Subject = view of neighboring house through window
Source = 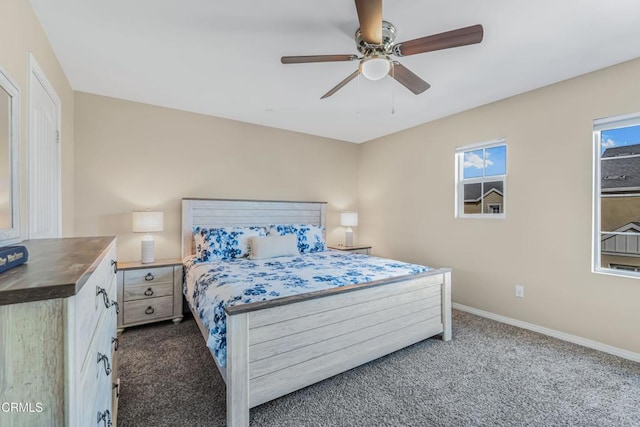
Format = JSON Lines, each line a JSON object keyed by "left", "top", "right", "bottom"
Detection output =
{"left": 455, "top": 139, "right": 506, "bottom": 218}
{"left": 593, "top": 112, "right": 640, "bottom": 277}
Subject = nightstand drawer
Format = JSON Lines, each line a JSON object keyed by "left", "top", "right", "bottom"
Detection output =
{"left": 123, "top": 296, "right": 174, "bottom": 324}
{"left": 124, "top": 281, "right": 173, "bottom": 301}
{"left": 123, "top": 266, "right": 174, "bottom": 286}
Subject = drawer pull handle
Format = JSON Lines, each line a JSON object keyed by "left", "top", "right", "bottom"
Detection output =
{"left": 145, "top": 306, "right": 155, "bottom": 315}
{"left": 144, "top": 287, "right": 154, "bottom": 296}
{"left": 113, "top": 382, "right": 120, "bottom": 398}
{"left": 96, "top": 287, "right": 110, "bottom": 309}
{"left": 145, "top": 273, "right": 155, "bottom": 281}
{"left": 111, "top": 259, "right": 117, "bottom": 274}
{"left": 112, "top": 337, "right": 119, "bottom": 351}
{"left": 97, "top": 352, "right": 112, "bottom": 376}
{"left": 110, "top": 300, "right": 119, "bottom": 314}
{"left": 97, "top": 409, "right": 112, "bottom": 427}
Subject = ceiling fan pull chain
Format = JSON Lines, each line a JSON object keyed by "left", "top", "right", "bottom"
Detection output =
{"left": 391, "top": 63, "right": 396, "bottom": 115}
{"left": 356, "top": 73, "right": 360, "bottom": 119}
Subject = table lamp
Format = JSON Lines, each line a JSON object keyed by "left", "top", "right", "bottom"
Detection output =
{"left": 340, "top": 212, "right": 358, "bottom": 247}
{"left": 132, "top": 211, "right": 164, "bottom": 264}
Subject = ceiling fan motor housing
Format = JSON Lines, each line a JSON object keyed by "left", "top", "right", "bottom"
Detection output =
{"left": 355, "top": 21, "right": 397, "bottom": 56}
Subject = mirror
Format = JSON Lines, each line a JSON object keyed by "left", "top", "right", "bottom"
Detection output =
{"left": 0, "top": 68, "right": 20, "bottom": 245}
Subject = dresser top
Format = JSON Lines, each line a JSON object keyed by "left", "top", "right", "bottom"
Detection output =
{"left": 0, "top": 236, "right": 116, "bottom": 306}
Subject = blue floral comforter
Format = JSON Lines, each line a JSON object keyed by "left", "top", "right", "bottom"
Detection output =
{"left": 183, "top": 250, "right": 431, "bottom": 367}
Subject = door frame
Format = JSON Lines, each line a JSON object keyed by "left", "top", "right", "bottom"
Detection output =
{"left": 28, "top": 53, "right": 62, "bottom": 239}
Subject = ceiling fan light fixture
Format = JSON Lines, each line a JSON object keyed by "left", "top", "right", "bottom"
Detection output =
{"left": 360, "top": 56, "right": 390, "bottom": 81}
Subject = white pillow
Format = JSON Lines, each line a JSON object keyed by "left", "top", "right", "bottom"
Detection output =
{"left": 248, "top": 235, "right": 299, "bottom": 260}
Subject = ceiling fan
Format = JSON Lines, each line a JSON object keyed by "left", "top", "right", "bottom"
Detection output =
{"left": 281, "top": 0, "right": 484, "bottom": 99}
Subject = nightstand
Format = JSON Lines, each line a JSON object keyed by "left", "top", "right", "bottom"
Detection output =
{"left": 328, "top": 244, "right": 372, "bottom": 255}
{"left": 116, "top": 258, "right": 183, "bottom": 333}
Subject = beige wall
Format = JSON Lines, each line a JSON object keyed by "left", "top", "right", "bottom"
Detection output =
{"left": 0, "top": 0, "right": 74, "bottom": 236}
{"left": 73, "top": 92, "right": 359, "bottom": 261}
{"left": 358, "top": 57, "right": 640, "bottom": 354}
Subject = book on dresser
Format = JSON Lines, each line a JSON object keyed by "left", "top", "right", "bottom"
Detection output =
{"left": 0, "top": 245, "right": 28, "bottom": 273}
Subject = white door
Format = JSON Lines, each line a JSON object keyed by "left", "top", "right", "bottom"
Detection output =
{"left": 29, "top": 54, "right": 61, "bottom": 239}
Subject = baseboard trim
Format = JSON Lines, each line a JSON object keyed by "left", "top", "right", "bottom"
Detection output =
{"left": 452, "top": 303, "right": 640, "bottom": 363}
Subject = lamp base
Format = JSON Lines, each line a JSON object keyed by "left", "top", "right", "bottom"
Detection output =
{"left": 140, "top": 236, "right": 155, "bottom": 264}
{"left": 345, "top": 229, "right": 353, "bottom": 247}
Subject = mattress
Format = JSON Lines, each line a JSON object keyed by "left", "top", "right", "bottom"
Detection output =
{"left": 183, "top": 250, "right": 431, "bottom": 367}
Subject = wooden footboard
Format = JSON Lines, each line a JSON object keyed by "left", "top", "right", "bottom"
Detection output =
{"left": 225, "top": 269, "right": 452, "bottom": 426}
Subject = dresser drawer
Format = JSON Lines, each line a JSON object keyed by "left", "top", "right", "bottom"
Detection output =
{"left": 124, "top": 280, "right": 173, "bottom": 301}
{"left": 73, "top": 245, "right": 117, "bottom": 373}
{"left": 94, "top": 375, "right": 114, "bottom": 427}
{"left": 76, "top": 273, "right": 116, "bottom": 363}
{"left": 123, "top": 266, "right": 174, "bottom": 286}
{"left": 77, "top": 302, "right": 116, "bottom": 426}
{"left": 124, "top": 295, "right": 174, "bottom": 324}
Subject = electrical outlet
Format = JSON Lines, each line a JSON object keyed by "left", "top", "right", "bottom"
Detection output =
{"left": 515, "top": 285, "right": 525, "bottom": 298}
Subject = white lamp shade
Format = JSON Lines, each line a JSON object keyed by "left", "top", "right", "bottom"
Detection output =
{"left": 340, "top": 212, "right": 358, "bottom": 227}
{"left": 132, "top": 211, "right": 164, "bottom": 233}
{"left": 360, "top": 57, "right": 390, "bottom": 81}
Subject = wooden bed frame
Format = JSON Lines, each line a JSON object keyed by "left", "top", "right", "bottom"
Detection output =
{"left": 181, "top": 198, "right": 452, "bottom": 426}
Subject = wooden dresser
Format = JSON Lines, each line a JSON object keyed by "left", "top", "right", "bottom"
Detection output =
{"left": 0, "top": 237, "right": 119, "bottom": 427}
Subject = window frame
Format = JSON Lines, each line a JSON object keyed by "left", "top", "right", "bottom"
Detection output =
{"left": 455, "top": 138, "right": 507, "bottom": 219}
{"left": 592, "top": 111, "right": 640, "bottom": 279}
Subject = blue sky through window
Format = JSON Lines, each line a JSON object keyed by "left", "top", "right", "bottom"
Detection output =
{"left": 601, "top": 125, "right": 640, "bottom": 153}
{"left": 463, "top": 145, "right": 506, "bottom": 179}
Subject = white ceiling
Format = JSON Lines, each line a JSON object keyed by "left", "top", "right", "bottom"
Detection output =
{"left": 29, "top": 0, "right": 640, "bottom": 143}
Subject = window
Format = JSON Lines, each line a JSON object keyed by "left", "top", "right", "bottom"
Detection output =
{"left": 593, "top": 112, "right": 640, "bottom": 278}
{"left": 455, "top": 139, "right": 506, "bottom": 218}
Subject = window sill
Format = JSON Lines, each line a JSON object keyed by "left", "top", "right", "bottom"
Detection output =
{"left": 456, "top": 214, "right": 506, "bottom": 220}
{"left": 592, "top": 267, "right": 640, "bottom": 279}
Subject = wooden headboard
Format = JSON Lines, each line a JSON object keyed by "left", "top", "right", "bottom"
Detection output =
{"left": 181, "top": 198, "right": 327, "bottom": 260}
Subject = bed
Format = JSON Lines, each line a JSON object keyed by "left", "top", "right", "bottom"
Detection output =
{"left": 181, "top": 198, "right": 452, "bottom": 426}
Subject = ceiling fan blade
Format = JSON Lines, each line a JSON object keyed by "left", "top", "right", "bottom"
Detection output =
{"left": 390, "top": 62, "right": 430, "bottom": 95}
{"left": 281, "top": 55, "right": 358, "bottom": 64}
{"left": 321, "top": 70, "right": 360, "bottom": 99}
{"left": 355, "top": 0, "right": 382, "bottom": 44}
{"left": 394, "top": 24, "right": 484, "bottom": 57}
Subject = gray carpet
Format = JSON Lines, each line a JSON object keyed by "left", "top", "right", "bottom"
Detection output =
{"left": 117, "top": 311, "right": 640, "bottom": 426}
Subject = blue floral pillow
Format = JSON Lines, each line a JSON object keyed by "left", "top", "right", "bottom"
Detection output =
{"left": 268, "top": 224, "right": 326, "bottom": 254}
{"left": 194, "top": 226, "right": 267, "bottom": 261}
